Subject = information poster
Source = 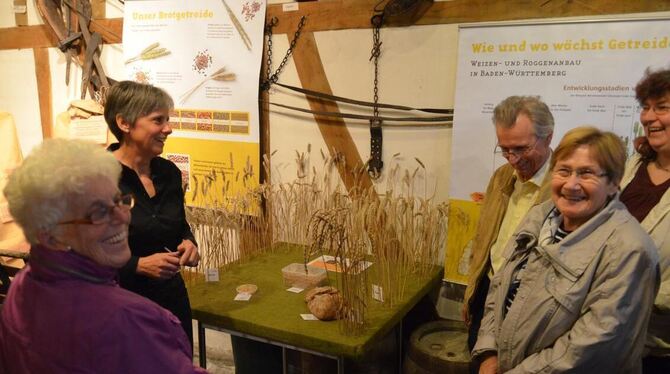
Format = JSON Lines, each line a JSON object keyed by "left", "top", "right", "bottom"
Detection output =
{"left": 445, "top": 18, "right": 670, "bottom": 283}
{"left": 123, "top": 0, "right": 266, "bottom": 206}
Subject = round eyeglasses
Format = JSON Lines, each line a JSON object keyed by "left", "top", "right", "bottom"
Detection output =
{"left": 641, "top": 103, "right": 670, "bottom": 116}
{"left": 552, "top": 167, "right": 608, "bottom": 182}
{"left": 58, "top": 194, "right": 134, "bottom": 225}
{"left": 494, "top": 138, "right": 539, "bottom": 160}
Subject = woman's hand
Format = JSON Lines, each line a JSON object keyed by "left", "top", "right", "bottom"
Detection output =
{"left": 137, "top": 252, "right": 180, "bottom": 279}
{"left": 462, "top": 303, "right": 471, "bottom": 327}
{"left": 177, "top": 239, "right": 199, "bottom": 267}
{"left": 479, "top": 354, "right": 499, "bottom": 374}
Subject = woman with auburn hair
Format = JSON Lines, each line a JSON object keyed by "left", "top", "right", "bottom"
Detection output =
{"left": 473, "top": 127, "right": 658, "bottom": 373}
{"left": 621, "top": 67, "right": 670, "bottom": 373}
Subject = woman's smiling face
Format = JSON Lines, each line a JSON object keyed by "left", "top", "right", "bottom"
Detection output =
{"left": 641, "top": 94, "right": 670, "bottom": 155}
{"left": 122, "top": 109, "right": 172, "bottom": 157}
{"left": 551, "top": 145, "right": 618, "bottom": 231}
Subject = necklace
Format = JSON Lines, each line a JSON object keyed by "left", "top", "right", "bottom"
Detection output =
{"left": 655, "top": 160, "right": 670, "bottom": 173}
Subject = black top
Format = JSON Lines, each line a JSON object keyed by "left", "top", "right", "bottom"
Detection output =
{"left": 107, "top": 143, "right": 196, "bottom": 287}
{"left": 621, "top": 161, "right": 670, "bottom": 223}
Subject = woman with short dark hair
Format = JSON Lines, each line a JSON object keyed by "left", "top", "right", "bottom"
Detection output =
{"left": 473, "top": 127, "right": 659, "bottom": 373}
{"left": 621, "top": 67, "right": 670, "bottom": 373}
{"left": 104, "top": 80, "right": 199, "bottom": 347}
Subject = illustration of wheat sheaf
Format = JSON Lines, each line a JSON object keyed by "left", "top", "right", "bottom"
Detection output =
{"left": 125, "top": 42, "right": 171, "bottom": 65}
{"left": 179, "top": 66, "right": 236, "bottom": 105}
{"left": 221, "top": 0, "right": 252, "bottom": 51}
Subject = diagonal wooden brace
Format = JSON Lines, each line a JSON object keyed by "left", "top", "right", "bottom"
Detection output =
{"left": 77, "top": 7, "right": 109, "bottom": 89}
{"left": 80, "top": 31, "right": 100, "bottom": 99}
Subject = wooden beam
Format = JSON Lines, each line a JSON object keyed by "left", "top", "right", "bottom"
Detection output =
{"left": 0, "top": 24, "right": 58, "bottom": 50}
{"left": 264, "top": 0, "right": 670, "bottom": 33}
{"left": 3, "top": 1, "right": 670, "bottom": 50}
{"left": 292, "top": 32, "right": 373, "bottom": 193}
{"left": 33, "top": 47, "right": 53, "bottom": 139}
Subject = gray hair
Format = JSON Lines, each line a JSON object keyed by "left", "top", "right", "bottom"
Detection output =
{"left": 104, "top": 80, "right": 174, "bottom": 142}
{"left": 3, "top": 139, "right": 121, "bottom": 244}
{"left": 492, "top": 96, "right": 554, "bottom": 139}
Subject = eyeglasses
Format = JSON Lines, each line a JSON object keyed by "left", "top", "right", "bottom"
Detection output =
{"left": 552, "top": 167, "right": 608, "bottom": 182}
{"left": 495, "top": 138, "right": 539, "bottom": 159}
{"left": 641, "top": 103, "right": 670, "bottom": 116}
{"left": 58, "top": 194, "right": 134, "bottom": 225}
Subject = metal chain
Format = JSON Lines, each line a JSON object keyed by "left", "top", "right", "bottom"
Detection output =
{"left": 261, "top": 16, "right": 307, "bottom": 91}
{"left": 368, "top": 14, "right": 385, "bottom": 179}
{"left": 370, "top": 15, "right": 383, "bottom": 119}
{"left": 264, "top": 17, "right": 278, "bottom": 84}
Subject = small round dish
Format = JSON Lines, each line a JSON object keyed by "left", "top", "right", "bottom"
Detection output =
{"left": 236, "top": 284, "right": 258, "bottom": 295}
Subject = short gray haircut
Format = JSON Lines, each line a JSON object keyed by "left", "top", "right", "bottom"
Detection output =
{"left": 3, "top": 139, "right": 121, "bottom": 244}
{"left": 104, "top": 80, "right": 174, "bottom": 142}
{"left": 492, "top": 96, "right": 554, "bottom": 139}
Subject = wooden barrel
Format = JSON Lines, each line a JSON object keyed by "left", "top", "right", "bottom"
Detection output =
{"left": 403, "top": 320, "right": 470, "bottom": 374}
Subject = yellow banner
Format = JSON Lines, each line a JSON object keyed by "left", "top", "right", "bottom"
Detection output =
{"left": 163, "top": 137, "right": 259, "bottom": 208}
{"left": 443, "top": 199, "right": 482, "bottom": 284}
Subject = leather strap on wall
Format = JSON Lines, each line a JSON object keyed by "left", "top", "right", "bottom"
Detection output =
{"left": 369, "top": 118, "right": 383, "bottom": 178}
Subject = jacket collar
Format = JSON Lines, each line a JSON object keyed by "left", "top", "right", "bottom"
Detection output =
{"left": 29, "top": 244, "right": 118, "bottom": 284}
{"left": 510, "top": 196, "right": 626, "bottom": 280}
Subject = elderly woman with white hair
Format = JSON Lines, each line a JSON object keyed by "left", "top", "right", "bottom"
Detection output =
{"left": 0, "top": 139, "right": 206, "bottom": 373}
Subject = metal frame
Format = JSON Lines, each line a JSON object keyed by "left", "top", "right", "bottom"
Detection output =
{"left": 197, "top": 321, "right": 345, "bottom": 374}
{"left": 197, "top": 319, "right": 406, "bottom": 374}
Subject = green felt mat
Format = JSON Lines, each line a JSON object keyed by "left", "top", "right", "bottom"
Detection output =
{"left": 187, "top": 244, "right": 442, "bottom": 359}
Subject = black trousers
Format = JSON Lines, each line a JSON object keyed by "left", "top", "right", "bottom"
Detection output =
{"left": 129, "top": 274, "right": 194, "bottom": 350}
{"left": 468, "top": 275, "right": 490, "bottom": 374}
{"left": 643, "top": 355, "right": 670, "bottom": 374}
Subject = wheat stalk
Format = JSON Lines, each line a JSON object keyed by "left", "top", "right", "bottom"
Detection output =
{"left": 125, "top": 42, "right": 171, "bottom": 65}
{"left": 179, "top": 66, "right": 236, "bottom": 105}
{"left": 221, "top": 0, "right": 252, "bottom": 51}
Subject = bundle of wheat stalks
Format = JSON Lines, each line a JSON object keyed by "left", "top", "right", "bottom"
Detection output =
{"left": 125, "top": 42, "right": 171, "bottom": 65}
{"left": 303, "top": 154, "right": 448, "bottom": 334}
{"left": 182, "top": 147, "right": 448, "bottom": 337}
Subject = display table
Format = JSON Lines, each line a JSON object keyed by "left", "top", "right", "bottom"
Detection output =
{"left": 187, "top": 245, "right": 443, "bottom": 373}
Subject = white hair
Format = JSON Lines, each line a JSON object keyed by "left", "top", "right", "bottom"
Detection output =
{"left": 3, "top": 138, "right": 121, "bottom": 244}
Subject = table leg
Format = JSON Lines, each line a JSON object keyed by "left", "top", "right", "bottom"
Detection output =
{"left": 198, "top": 321, "right": 207, "bottom": 368}
{"left": 337, "top": 356, "right": 345, "bottom": 374}
{"left": 282, "top": 346, "right": 288, "bottom": 374}
{"left": 397, "top": 320, "right": 403, "bottom": 374}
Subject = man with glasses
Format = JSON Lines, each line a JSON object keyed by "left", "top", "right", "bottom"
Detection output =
{"left": 462, "top": 96, "right": 554, "bottom": 373}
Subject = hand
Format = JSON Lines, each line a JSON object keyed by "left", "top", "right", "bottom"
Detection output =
{"left": 137, "top": 252, "right": 180, "bottom": 279}
{"left": 177, "top": 239, "right": 199, "bottom": 267}
{"left": 479, "top": 354, "right": 499, "bottom": 374}
{"left": 462, "top": 303, "right": 471, "bottom": 328}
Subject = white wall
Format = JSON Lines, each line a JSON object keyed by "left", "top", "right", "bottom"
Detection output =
{"left": 2, "top": 1, "right": 666, "bottom": 203}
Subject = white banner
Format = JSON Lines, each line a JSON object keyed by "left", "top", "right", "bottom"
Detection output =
{"left": 123, "top": 0, "right": 266, "bottom": 144}
{"left": 123, "top": 0, "right": 267, "bottom": 204}
{"left": 450, "top": 18, "right": 670, "bottom": 200}
{"left": 444, "top": 18, "right": 670, "bottom": 283}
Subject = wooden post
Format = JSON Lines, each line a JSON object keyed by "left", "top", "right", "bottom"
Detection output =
{"left": 33, "top": 47, "right": 53, "bottom": 139}
{"left": 292, "top": 32, "right": 374, "bottom": 193}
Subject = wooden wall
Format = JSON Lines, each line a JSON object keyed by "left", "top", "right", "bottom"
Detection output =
{"left": 1, "top": 0, "right": 670, "bottom": 198}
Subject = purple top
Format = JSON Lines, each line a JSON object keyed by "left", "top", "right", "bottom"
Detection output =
{"left": 0, "top": 245, "right": 207, "bottom": 374}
